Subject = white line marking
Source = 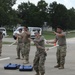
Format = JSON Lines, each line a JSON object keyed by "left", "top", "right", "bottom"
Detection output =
{"left": 0, "top": 57, "right": 10, "bottom": 61}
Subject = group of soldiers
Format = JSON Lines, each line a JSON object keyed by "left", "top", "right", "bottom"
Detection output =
{"left": 0, "top": 26, "right": 67, "bottom": 75}
{"left": 16, "top": 26, "right": 47, "bottom": 75}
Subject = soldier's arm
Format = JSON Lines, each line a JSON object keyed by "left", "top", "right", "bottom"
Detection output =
{"left": 34, "top": 36, "right": 44, "bottom": 43}
{"left": 37, "top": 46, "right": 45, "bottom": 50}
{"left": 54, "top": 32, "right": 66, "bottom": 37}
{"left": 34, "top": 42, "right": 45, "bottom": 50}
{"left": 25, "top": 31, "right": 30, "bottom": 35}
{"left": 46, "top": 39, "right": 57, "bottom": 44}
{"left": 16, "top": 32, "right": 24, "bottom": 39}
{"left": 33, "top": 40, "right": 45, "bottom": 50}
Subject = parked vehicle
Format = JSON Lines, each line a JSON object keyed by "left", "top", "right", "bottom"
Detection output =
{"left": 28, "top": 27, "right": 42, "bottom": 39}
{"left": 0, "top": 27, "right": 7, "bottom": 37}
{"left": 13, "top": 26, "right": 42, "bottom": 40}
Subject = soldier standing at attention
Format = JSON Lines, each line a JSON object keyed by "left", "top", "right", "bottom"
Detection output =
{"left": 0, "top": 31, "right": 3, "bottom": 56}
{"left": 18, "top": 26, "right": 30, "bottom": 64}
{"left": 16, "top": 28, "right": 24, "bottom": 59}
{"left": 33, "top": 31, "right": 47, "bottom": 75}
{"left": 47, "top": 26, "right": 67, "bottom": 69}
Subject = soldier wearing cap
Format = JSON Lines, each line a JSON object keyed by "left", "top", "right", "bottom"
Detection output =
{"left": 17, "top": 26, "right": 30, "bottom": 64}
{"left": 16, "top": 28, "right": 24, "bottom": 59}
{"left": 47, "top": 26, "right": 67, "bottom": 69}
{"left": 33, "top": 31, "right": 47, "bottom": 75}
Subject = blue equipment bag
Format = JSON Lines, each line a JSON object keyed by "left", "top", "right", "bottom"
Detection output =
{"left": 19, "top": 65, "right": 33, "bottom": 71}
{"left": 4, "top": 63, "right": 20, "bottom": 70}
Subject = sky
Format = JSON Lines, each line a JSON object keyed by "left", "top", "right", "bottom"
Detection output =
{"left": 12, "top": 0, "right": 75, "bottom": 9}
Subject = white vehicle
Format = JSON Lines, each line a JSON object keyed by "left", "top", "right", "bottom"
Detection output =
{"left": 29, "top": 27, "right": 42, "bottom": 39}
{"left": 13, "top": 27, "right": 24, "bottom": 39}
{"left": 0, "top": 27, "right": 7, "bottom": 36}
{"left": 13, "top": 27, "right": 42, "bottom": 39}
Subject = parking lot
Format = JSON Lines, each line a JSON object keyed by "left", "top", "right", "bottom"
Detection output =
{"left": 0, "top": 38, "right": 75, "bottom": 75}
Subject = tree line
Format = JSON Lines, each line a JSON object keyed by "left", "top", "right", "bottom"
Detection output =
{"left": 0, "top": 0, "right": 75, "bottom": 30}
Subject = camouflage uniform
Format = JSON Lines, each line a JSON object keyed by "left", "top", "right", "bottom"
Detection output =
{"left": 22, "top": 42, "right": 30, "bottom": 61}
{"left": 33, "top": 36, "right": 47, "bottom": 75}
{"left": 57, "top": 45, "right": 66, "bottom": 66}
{"left": 21, "top": 31, "right": 30, "bottom": 62}
{"left": 16, "top": 36, "right": 23, "bottom": 58}
{"left": 55, "top": 32, "right": 67, "bottom": 68}
{"left": 0, "top": 32, "right": 3, "bottom": 56}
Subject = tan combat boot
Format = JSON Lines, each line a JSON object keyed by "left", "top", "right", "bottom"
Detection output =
{"left": 40, "top": 73, "right": 45, "bottom": 75}
{"left": 54, "top": 64, "right": 60, "bottom": 68}
{"left": 23, "top": 60, "right": 29, "bottom": 64}
{"left": 35, "top": 72, "right": 40, "bottom": 75}
{"left": 58, "top": 64, "right": 64, "bottom": 69}
{"left": 23, "top": 56, "right": 29, "bottom": 64}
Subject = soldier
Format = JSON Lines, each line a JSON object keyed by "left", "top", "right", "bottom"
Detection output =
{"left": 47, "top": 26, "right": 67, "bottom": 69}
{"left": 33, "top": 31, "right": 47, "bottom": 75}
{"left": 18, "top": 26, "right": 30, "bottom": 64}
{"left": 16, "top": 28, "right": 24, "bottom": 59}
{"left": 0, "top": 31, "right": 3, "bottom": 56}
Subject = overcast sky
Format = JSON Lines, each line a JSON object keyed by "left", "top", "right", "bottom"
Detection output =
{"left": 12, "top": 0, "right": 75, "bottom": 9}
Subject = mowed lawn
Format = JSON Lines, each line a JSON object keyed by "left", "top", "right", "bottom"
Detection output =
{"left": 7, "top": 30, "right": 75, "bottom": 40}
{"left": 43, "top": 31, "right": 75, "bottom": 40}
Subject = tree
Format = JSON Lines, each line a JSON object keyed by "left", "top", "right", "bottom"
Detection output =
{"left": 37, "top": 0, "right": 48, "bottom": 26}
{"left": 0, "top": 0, "right": 16, "bottom": 27}
{"left": 18, "top": 1, "right": 38, "bottom": 26}
{"left": 49, "top": 2, "right": 69, "bottom": 30}
{"left": 48, "top": 1, "right": 57, "bottom": 26}
{"left": 67, "top": 7, "right": 75, "bottom": 30}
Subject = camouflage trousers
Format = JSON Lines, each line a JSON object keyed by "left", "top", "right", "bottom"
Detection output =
{"left": 33, "top": 51, "right": 47, "bottom": 74}
{"left": 0, "top": 42, "right": 2, "bottom": 55}
{"left": 17, "top": 43, "right": 23, "bottom": 58}
{"left": 56, "top": 45, "right": 67, "bottom": 65}
{"left": 21, "top": 42, "right": 30, "bottom": 61}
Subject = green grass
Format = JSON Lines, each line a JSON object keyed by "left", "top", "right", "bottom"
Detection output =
{"left": 2, "top": 42, "right": 12, "bottom": 44}
{"left": 7, "top": 30, "right": 13, "bottom": 38}
{"left": 43, "top": 31, "right": 55, "bottom": 40}
{"left": 43, "top": 31, "right": 75, "bottom": 40}
{"left": 6, "top": 30, "right": 75, "bottom": 39}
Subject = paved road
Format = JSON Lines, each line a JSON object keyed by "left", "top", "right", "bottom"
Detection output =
{"left": 0, "top": 38, "right": 75, "bottom": 75}
{"left": 3, "top": 38, "right": 15, "bottom": 42}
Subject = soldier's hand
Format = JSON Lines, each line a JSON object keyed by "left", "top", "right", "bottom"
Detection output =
{"left": 18, "top": 36, "right": 21, "bottom": 38}
{"left": 38, "top": 46, "right": 44, "bottom": 50}
{"left": 38, "top": 46, "right": 41, "bottom": 48}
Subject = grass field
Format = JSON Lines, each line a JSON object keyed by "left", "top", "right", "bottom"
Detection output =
{"left": 7, "top": 30, "right": 75, "bottom": 40}
{"left": 7, "top": 30, "right": 13, "bottom": 38}
{"left": 43, "top": 31, "right": 75, "bottom": 40}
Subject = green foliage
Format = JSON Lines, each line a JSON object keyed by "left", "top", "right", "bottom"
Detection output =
{"left": 0, "top": 0, "right": 75, "bottom": 30}
{"left": 0, "top": 0, "right": 17, "bottom": 27}
{"left": 49, "top": 2, "right": 69, "bottom": 30}
{"left": 67, "top": 7, "right": 75, "bottom": 30}
{"left": 18, "top": 0, "right": 48, "bottom": 27}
